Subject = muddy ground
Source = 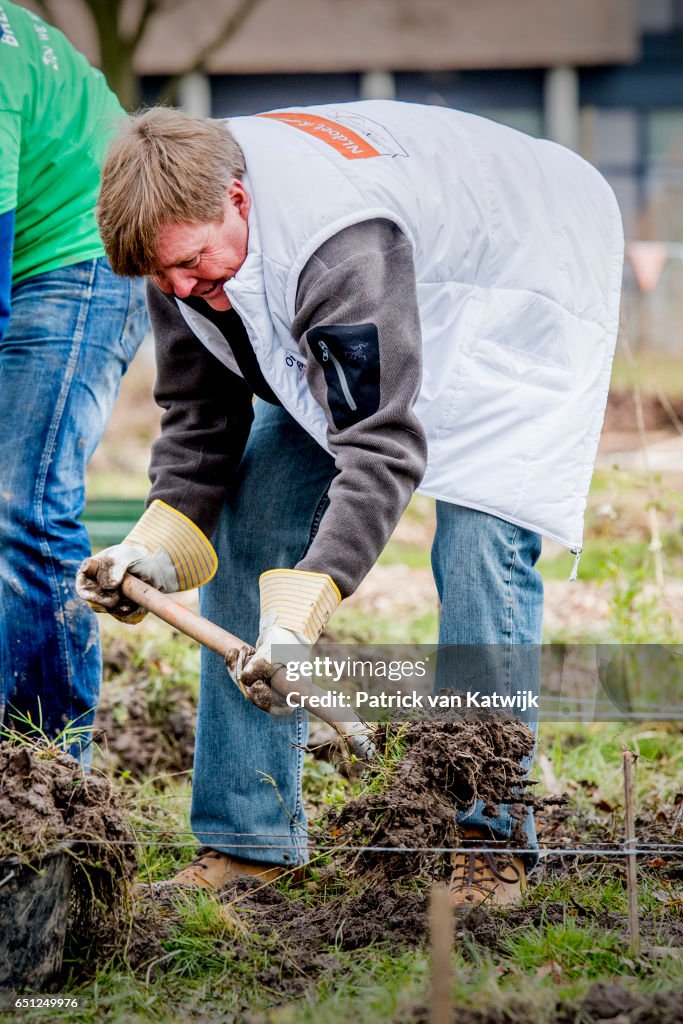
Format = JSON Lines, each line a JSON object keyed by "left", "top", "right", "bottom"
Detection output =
{"left": 131, "top": 867, "right": 683, "bottom": 1022}
{"left": 129, "top": 866, "right": 683, "bottom": 1023}
{"left": 93, "top": 638, "right": 196, "bottom": 778}
{"left": 3, "top": 719, "right": 680, "bottom": 1020}
{"left": 409, "top": 982, "right": 683, "bottom": 1023}
{"left": 0, "top": 743, "right": 136, "bottom": 962}
{"left": 123, "top": 713, "right": 682, "bottom": 1021}
{"left": 130, "top": 715, "right": 535, "bottom": 969}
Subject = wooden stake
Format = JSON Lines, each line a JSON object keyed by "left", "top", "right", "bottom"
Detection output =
{"left": 623, "top": 750, "right": 640, "bottom": 957}
{"left": 430, "top": 882, "right": 453, "bottom": 1024}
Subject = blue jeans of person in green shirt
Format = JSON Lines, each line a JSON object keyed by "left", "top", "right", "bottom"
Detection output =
{"left": 194, "top": 400, "right": 544, "bottom": 871}
{"left": 0, "top": 258, "right": 147, "bottom": 760}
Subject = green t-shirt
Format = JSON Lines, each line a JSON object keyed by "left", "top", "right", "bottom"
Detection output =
{"left": 0, "top": 1, "right": 124, "bottom": 282}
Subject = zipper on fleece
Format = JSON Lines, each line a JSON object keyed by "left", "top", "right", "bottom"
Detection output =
{"left": 569, "top": 547, "right": 582, "bottom": 582}
{"left": 318, "top": 340, "right": 358, "bottom": 411}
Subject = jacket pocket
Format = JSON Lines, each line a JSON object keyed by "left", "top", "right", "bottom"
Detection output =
{"left": 307, "top": 323, "right": 381, "bottom": 429}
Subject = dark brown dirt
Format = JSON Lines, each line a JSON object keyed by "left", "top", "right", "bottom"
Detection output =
{"left": 94, "top": 676, "right": 347, "bottom": 781}
{"left": 409, "top": 1003, "right": 534, "bottom": 1024}
{"left": 128, "top": 873, "right": 431, "bottom": 986}
{"left": 92, "top": 638, "right": 197, "bottom": 780}
{"left": 603, "top": 390, "right": 683, "bottom": 434}
{"left": 562, "top": 982, "right": 683, "bottom": 1024}
{"left": 0, "top": 742, "right": 136, "bottom": 955}
{"left": 94, "top": 683, "right": 196, "bottom": 779}
{"left": 226, "top": 874, "right": 429, "bottom": 952}
{"left": 131, "top": 874, "right": 683, "bottom": 1018}
{"left": 128, "top": 712, "right": 536, "bottom": 981}
{"left": 437, "top": 896, "right": 683, "bottom": 952}
{"left": 124, "top": 715, "right": 682, "bottom": 1018}
{"left": 124, "top": 881, "right": 182, "bottom": 971}
{"left": 322, "top": 714, "right": 535, "bottom": 882}
{"left": 407, "top": 982, "right": 683, "bottom": 1024}
{"left": 534, "top": 798, "right": 683, "bottom": 886}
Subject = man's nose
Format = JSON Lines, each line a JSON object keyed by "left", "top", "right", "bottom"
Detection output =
{"left": 154, "top": 268, "right": 197, "bottom": 298}
{"left": 166, "top": 268, "right": 198, "bottom": 299}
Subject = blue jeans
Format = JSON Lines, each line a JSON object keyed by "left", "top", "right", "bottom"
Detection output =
{"left": 0, "top": 259, "right": 147, "bottom": 757}
{"left": 193, "top": 402, "right": 543, "bottom": 867}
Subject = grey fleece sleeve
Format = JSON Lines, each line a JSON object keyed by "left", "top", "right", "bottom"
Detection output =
{"left": 146, "top": 281, "right": 254, "bottom": 538}
{"left": 292, "top": 218, "right": 427, "bottom": 598}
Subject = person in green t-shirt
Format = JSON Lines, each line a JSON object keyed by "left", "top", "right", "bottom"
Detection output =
{"left": 0, "top": 1, "right": 148, "bottom": 760}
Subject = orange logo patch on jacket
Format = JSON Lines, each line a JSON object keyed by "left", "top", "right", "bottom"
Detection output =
{"left": 257, "top": 112, "right": 381, "bottom": 159}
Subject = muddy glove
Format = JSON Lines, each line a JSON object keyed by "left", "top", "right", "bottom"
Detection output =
{"left": 227, "top": 569, "right": 341, "bottom": 715}
{"left": 75, "top": 499, "right": 217, "bottom": 623}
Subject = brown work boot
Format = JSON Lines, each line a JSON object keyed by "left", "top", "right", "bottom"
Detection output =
{"left": 170, "top": 847, "right": 285, "bottom": 889}
{"left": 450, "top": 829, "right": 526, "bottom": 909}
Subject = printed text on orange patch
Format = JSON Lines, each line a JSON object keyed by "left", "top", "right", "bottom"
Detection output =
{"left": 258, "top": 112, "right": 381, "bottom": 160}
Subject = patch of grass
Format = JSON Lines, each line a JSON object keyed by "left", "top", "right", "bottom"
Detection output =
{"left": 270, "top": 946, "right": 430, "bottom": 1024}
{"left": 502, "top": 917, "right": 672, "bottom": 981}
{"left": 610, "top": 350, "right": 683, "bottom": 396}
{"left": 357, "top": 723, "right": 410, "bottom": 797}
{"left": 155, "top": 890, "right": 254, "bottom": 979}
{"left": 0, "top": 709, "right": 95, "bottom": 764}
{"left": 302, "top": 752, "right": 351, "bottom": 818}
{"left": 125, "top": 774, "right": 194, "bottom": 884}
{"left": 536, "top": 722, "right": 683, "bottom": 809}
{"left": 378, "top": 540, "right": 432, "bottom": 569}
{"left": 105, "top": 632, "right": 201, "bottom": 704}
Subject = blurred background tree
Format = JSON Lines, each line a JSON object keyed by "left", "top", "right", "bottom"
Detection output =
{"left": 28, "top": 0, "right": 266, "bottom": 109}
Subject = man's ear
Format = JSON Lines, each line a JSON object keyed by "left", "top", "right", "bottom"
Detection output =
{"left": 227, "top": 180, "right": 251, "bottom": 222}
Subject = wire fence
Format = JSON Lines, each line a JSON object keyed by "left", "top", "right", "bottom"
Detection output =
{"left": 4, "top": 833, "right": 680, "bottom": 858}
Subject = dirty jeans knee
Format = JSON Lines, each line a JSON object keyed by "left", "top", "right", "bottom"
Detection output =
{"left": 0, "top": 260, "right": 147, "bottom": 760}
{"left": 431, "top": 503, "right": 544, "bottom": 871}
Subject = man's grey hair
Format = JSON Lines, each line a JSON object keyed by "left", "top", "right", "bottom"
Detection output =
{"left": 97, "top": 106, "right": 246, "bottom": 277}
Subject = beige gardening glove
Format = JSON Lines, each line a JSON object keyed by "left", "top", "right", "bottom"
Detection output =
{"left": 75, "top": 499, "right": 217, "bottom": 623}
{"left": 227, "top": 569, "right": 341, "bottom": 715}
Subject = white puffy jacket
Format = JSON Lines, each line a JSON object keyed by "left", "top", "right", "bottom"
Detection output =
{"left": 187, "top": 101, "right": 624, "bottom": 554}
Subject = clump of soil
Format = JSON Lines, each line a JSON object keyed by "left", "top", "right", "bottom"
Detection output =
{"left": 0, "top": 742, "right": 136, "bottom": 954}
{"left": 323, "top": 713, "right": 536, "bottom": 881}
{"left": 125, "top": 882, "right": 181, "bottom": 971}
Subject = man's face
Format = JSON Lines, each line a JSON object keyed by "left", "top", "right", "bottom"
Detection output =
{"left": 151, "top": 181, "right": 250, "bottom": 311}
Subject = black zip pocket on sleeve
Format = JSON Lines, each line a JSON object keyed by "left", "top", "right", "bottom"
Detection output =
{"left": 307, "top": 323, "right": 380, "bottom": 429}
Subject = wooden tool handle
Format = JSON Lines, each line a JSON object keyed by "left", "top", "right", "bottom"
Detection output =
{"left": 82, "top": 559, "right": 375, "bottom": 762}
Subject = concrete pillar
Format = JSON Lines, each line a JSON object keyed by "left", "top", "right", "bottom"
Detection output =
{"left": 178, "top": 71, "right": 212, "bottom": 117}
{"left": 544, "top": 66, "right": 580, "bottom": 151}
{"left": 360, "top": 70, "right": 396, "bottom": 101}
